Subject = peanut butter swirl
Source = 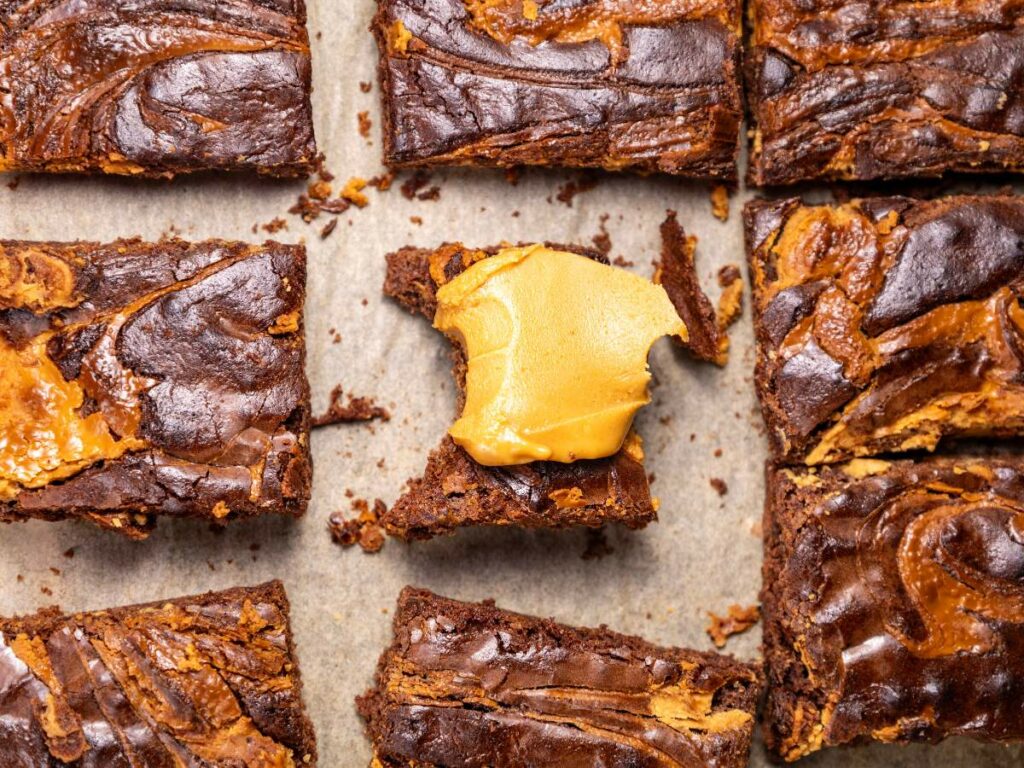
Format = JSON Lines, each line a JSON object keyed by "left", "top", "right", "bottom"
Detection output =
{"left": 0, "top": 238, "right": 310, "bottom": 537}
{"left": 0, "top": 582, "right": 316, "bottom": 766}
{"left": 763, "top": 459, "right": 1024, "bottom": 761}
{"left": 0, "top": 0, "right": 316, "bottom": 177}
{"left": 747, "top": 195, "right": 1024, "bottom": 465}
{"left": 360, "top": 588, "right": 762, "bottom": 767}
{"left": 747, "top": 0, "right": 1024, "bottom": 184}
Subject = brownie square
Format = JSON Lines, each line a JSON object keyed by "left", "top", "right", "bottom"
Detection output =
{"left": 746, "top": 194, "right": 1024, "bottom": 465}
{"left": 0, "top": 580, "right": 318, "bottom": 765}
{"left": 372, "top": 0, "right": 743, "bottom": 179}
{"left": 747, "top": 0, "right": 1024, "bottom": 185}
{"left": 763, "top": 458, "right": 1024, "bottom": 760}
{"left": 382, "top": 242, "right": 658, "bottom": 540}
{"left": 0, "top": 238, "right": 311, "bottom": 537}
{"left": 359, "top": 587, "right": 763, "bottom": 767}
{"left": 0, "top": 0, "right": 317, "bottom": 177}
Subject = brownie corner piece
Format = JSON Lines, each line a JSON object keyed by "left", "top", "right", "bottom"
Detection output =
{"left": 0, "top": 0, "right": 317, "bottom": 177}
{"left": 360, "top": 587, "right": 763, "bottom": 767}
{"left": 0, "top": 580, "right": 318, "bottom": 765}
{"left": 0, "top": 238, "right": 311, "bottom": 536}
{"left": 746, "top": 0, "right": 1024, "bottom": 185}
{"left": 381, "top": 243, "right": 658, "bottom": 540}
{"left": 762, "top": 458, "right": 1024, "bottom": 760}
{"left": 746, "top": 193, "right": 1024, "bottom": 464}
{"left": 372, "top": 0, "right": 742, "bottom": 178}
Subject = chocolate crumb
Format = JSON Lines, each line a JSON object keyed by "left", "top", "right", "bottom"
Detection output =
{"left": 49, "top": 567, "right": 61, "bottom": 576}
{"left": 612, "top": 255, "right": 634, "bottom": 267}
{"left": 360, "top": 81, "right": 373, "bottom": 93}
{"left": 16, "top": 574, "right": 24, "bottom": 583}
{"left": 40, "top": 586, "right": 53, "bottom": 596}
{"left": 368, "top": 172, "right": 395, "bottom": 191}
{"left": 410, "top": 215, "right": 423, "bottom": 226}
{"left": 312, "top": 385, "right": 391, "bottom": 427}
{"left": 6, "top": 176, "right": 20, "bottom": 191}
{"left": 504, "top": 167, "right": 521, "bottom": 185}
{"left": 555, "top": 172, "right": 599, "bottom": 207}
{"left": 400, "top": 171, "right": 433, "bottom": 200}
{"left": 320, "top": 218, "right": 338, "bottom": 239}
{"left": 261, "top": 217, "right": 288, "bottom": 234}
{"left": 62, "top": 548, "right": 75, "bottom": 559}
{"left": 329, "top": 498, "right": 387, "bottom": 553}
{"left": 706, "top": 604, "right": 760, "bottom": 648}
{"left": 709, "top": 477, "right": 728, "bottom": 496}
{"left": 591, "top": 213, "right": 612, "bottom": 256}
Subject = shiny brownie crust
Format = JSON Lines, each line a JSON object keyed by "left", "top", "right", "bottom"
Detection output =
{"left": 372, "top": 0, "right": 743, "bottom": 179}
{"left": 0, "top": 0, "right": 317, "bottom": 177}
{"left": 0, "top": 238, "right": 311, "bottom": 537}
{"left": 0, "top": 581, "right": 318, "bottom": 765}
{"left": 359, "top": 587, "right": 762, "bottom": 767}
{"left": 763, "top": 459, "right": 1024, "bottom": 761}
{"left": 747, "top": 0, "right": 1024, "bottom": 185}
{"left": 746, "top": 194, "right": 1024, "bottom": 465}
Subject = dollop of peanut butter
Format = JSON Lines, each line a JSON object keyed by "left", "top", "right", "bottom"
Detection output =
{"left": 434, "top": 246, "right": 685, "bottom": 466}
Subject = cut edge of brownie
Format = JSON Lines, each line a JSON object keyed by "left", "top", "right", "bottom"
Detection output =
{"left": 381, "top": 243, "right": 659, "bottom": 539}
{"left": 358, "top": 586, "right": 764, "bottom": 766}
{"left": 0, "top": 580, "right": 319, "bottom": 766}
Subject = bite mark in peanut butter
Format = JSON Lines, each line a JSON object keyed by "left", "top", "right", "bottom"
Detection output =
{"left": 434, "top": 246, "right": 684, "bottom": 466}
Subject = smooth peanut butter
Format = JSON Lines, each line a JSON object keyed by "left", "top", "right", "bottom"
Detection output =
{"left": 433, "top": 246, "right": 685, "bottom": 466}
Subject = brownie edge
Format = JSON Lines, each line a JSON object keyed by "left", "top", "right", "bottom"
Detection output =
{"left": 359, "top": 587, "right": 763, "bottom": 768}
{"left": 0, "top": 581, "right": 318, "bottom": 765}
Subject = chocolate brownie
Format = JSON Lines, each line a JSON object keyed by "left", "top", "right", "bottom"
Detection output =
{"left": 0, "top": 238, "right": 311, "bottom": 537}
{"left": 0, "top": 580, "right": 317, "bottom": 765}
{"left": 359, "top": 587, "right": 763, "bottom": 767}
{"left": 763, "top": 458, "right": 1024, "bottom": 760}
{"left": 746, "top": 195, "right": 1024, "bottom": 465}
{"left": 0, "top": 0, "right": 317, "bottom": 177}
{"left": 382, "top": 242, "right": 657, "bottom": 540}
{"left": 372, "top": 0, "right": 743, "bottom": 179}
{"left": 747, "top": 0, "right": 1024, "bottom": 185}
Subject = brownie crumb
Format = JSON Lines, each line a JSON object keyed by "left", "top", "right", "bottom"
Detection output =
{"left": 716, "top": 264, "right": 744, "bottom": 329}
{"left": 591, "top": 213, "right": 612, "bottom": 256}
{"left": 369, "top": 172, "right": 395, "bottom": 191}
{"left": 49, "top": 567, "right": 61, "bottom": 576}
{"left": 706, "top": 604, "right": 761, "bottom": 648}
{"left": 581, "top": 528, "right": 614, "bottom": 560}
{"left": 261, "top": 217, "right": 288, "bottom": 234}
{"left": 40, "top": 586, "right": 53, "bottom": 596}
{"left": 16, "top": 574, "right": 24, "bottom": 583}
{"left": 410, "top": 215, "right": 423, "bottom": 226}
{"left": 6, "top": 176, "right": 21, "bottom": 191}
{"left": 710, "top": 185, "right": 730, "bottom": 221}
{"left": 504, "top": 167, "right": 521, "bottom": 185}
{"left": 357, "top": 111, "right": 372, "bottom": 139}
{"left": 714, "top": 448, "right": 723, "bottom": 458}
{"left": 62, "top": 548, "right": 76, "bottom": 559}
{"left": 320, "top": 218, "right": 338, "bottom": 239}
{"left": 400, "top": 171, "right": 438, "bottom": 200}
{"left": 359, "top": 81, "right": 373, "bottom": 93}
{"left": 709, "top": 477, "right": 728, "bottom": 496}
{"left": 312, "top": 385, "right": 391, "bottom": 427}
{"left": 329, "top": 498, "right": 387, "bottom": 553}
{"left": 612, "top": 255, "right": 634, "bottom": 267}
{"left": 555, "top": 172, "right": 599, "bottom": 207}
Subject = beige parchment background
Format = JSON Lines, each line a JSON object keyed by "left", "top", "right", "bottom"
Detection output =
{"left": 1, "top": 2, "right": 1021, "bottom": 766}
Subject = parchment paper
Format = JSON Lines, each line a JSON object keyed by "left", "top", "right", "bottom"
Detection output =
{"left": 1, "top": 3, "right": 1021, "bottom": 766}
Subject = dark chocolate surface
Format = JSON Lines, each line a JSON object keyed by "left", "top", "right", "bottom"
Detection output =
{"left": 763, "top": 458, "right": 1024, "bottom": 760}
{"left": 381, "top": 242, "right": 658, "bottom": 540}
{"left": 746, "top": 195, "right": 1024, "bottom": 465}
{"left": 359, "top": 587, "right": 762, "bottom": 768}
{"left": 372, "top": 0, "right": 742, "bottom": 179}
{"left": 747, "top": 0, "right": 1024, "bottom": 185}
{"left": 0, "top": 238, "right": 311, "bottom": 537}
{"left": 0, "top": 581, "right": 317, "bottom": 766}
{"left": 0, "top": 0, "right": 317, "bottom": 177}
